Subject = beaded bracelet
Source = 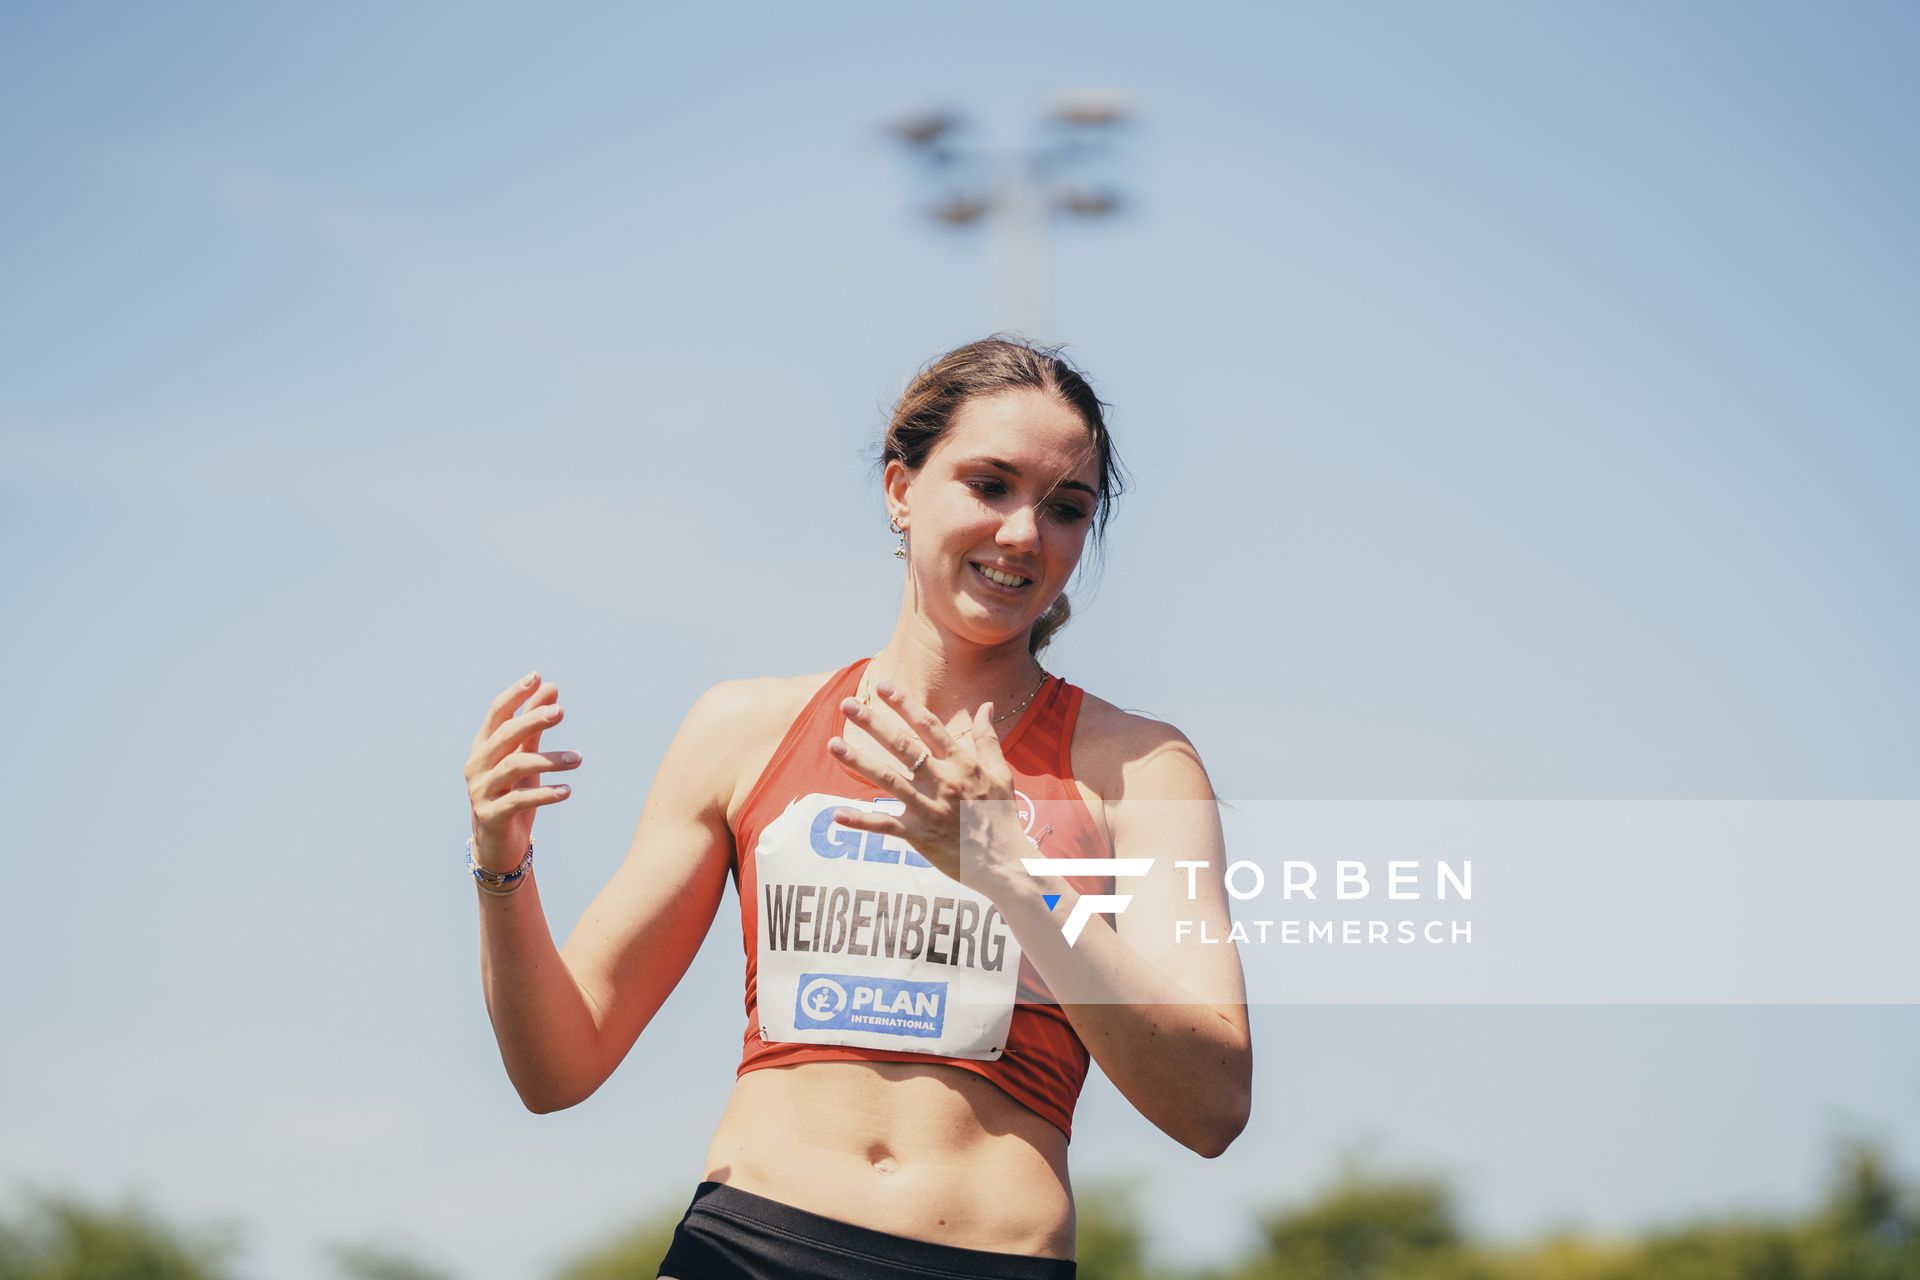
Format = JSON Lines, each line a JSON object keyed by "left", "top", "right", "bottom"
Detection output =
{"left": 467, "top": 834, "right": 534, "bottom": 896}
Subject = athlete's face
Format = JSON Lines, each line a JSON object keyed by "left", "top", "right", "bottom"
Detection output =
{"left": 885, "top": 388, "right": 1101, "bottom": 647}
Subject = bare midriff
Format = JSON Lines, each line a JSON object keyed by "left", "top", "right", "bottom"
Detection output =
{"left": 694, "top": 668, "right": 1098, "bottom": 1263}
{"left": 699, "top": 1058, "right": 1077, "bottom": 1259}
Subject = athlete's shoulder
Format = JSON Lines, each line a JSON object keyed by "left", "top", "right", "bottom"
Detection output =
{"left": 1066, "top": 684, "right": 1214, "bottom": 802}
{"left": 695, "top": 667, "right": 847, "bottom": 826}
{"left": 693, "top": 666, "right": 840, "bottom": 737}
{"left": 1068, "top": 684, "right": 1198, "bottom": 756}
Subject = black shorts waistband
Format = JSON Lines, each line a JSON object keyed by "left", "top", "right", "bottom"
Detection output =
{"left": 661, "top": 1179, "right": 1077, "bottom": 1279}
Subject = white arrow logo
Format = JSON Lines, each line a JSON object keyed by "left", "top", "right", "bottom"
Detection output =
{"left": 1019, "top": 857, "right": 1155, "bottom": 944}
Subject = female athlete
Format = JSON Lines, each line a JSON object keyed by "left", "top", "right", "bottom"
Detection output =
{"left": 464, "top": 335, "right": 1252, "bottom": 1278}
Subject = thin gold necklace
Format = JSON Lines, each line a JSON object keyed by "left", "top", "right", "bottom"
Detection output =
{"left": 856, "top": 656, "right": 1050, "bottom": 730}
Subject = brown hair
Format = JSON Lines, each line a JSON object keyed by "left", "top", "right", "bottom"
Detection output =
{"left": 874, "top": 332, "right": 1130, "bottom": 656}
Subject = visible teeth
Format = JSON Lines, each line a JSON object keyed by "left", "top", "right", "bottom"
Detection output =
{"left": 974, "top": 563, "right": 1028, "bottom": 588}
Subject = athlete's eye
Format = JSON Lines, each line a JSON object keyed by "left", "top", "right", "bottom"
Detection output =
{"left": 969, "top": 478, "right": 1087, "bottom": 523}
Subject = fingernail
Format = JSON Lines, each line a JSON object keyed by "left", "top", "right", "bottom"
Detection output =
{"left": 828, "top": 738, "right": 848, "bottom": 756}
{"left": 875, "top": 680, "right": 895, "bottom": 697}
{"left": 523, "top": 670, "right": 538, "bottom": 686}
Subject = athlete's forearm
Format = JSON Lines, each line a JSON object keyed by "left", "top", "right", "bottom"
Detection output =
{"left": 988, "top": 871, "right": 1252, "bottom": 1158}
{"left": 476, "top": 867, "right": 604, "bottom": 1113}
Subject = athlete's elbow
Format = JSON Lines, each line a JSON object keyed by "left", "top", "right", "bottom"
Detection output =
{"left": 515, "top": 1069, "right": 601, "bottom": 1115}
{"left": 519, "top": 1084, "right": 576, "bottom": 1115}
{"left": 523, "top": 1083, "right": 600, "bottom": 1114}
{"left": 1190, "top": 1074, "right": 1252, "bottom": 1158}
{"left": 1189, "top": 1108, "right": 1248, "bottom": 1159}
{"left": 1197, "top": 1113, "right": 1248, "bottom": 1159}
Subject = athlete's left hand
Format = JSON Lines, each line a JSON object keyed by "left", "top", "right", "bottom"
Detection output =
{"left": 826, "top": 682, "right": 1030, "bottom": 895}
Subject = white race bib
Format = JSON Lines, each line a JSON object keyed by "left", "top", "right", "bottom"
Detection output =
{"left": 753, "top": 793, "right": 1022, "bottom": 1060}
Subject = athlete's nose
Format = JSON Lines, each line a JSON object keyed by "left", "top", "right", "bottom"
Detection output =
{"left": 997, "top": 501, "right": 1042, "bottom": 554}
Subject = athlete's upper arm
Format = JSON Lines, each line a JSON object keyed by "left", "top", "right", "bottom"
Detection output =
{"left": 559, "top": 679, "right": 747, "bottom": 1099}
{"left": 1106, "top": 720, "right": 1251, "bottom": 1043}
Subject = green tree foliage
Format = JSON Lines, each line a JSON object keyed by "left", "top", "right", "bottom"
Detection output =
{"left": 0, "top": 1188, "right": 243, "bottom": 1280}
{"left": 325, "top": 1240, "right": 457, "bottom": 1280}
{"left": 1209, "top": 1136, "right": 1920, "bottom": 1280}
{"left": 3, "top": 1135, "right": 1916, "bottom": 1279}
{"left": 1075, "top": 1177, "right": 1156, "bottom": 1280}
{"left": 1217, "top": 1165, "right": 1465, "bottom": 1280}
{"left": 1791, "top": 1139, "right": 1920, "bottom": 1279}
{"left": 548, "top": 1206, "right": 683, "bottom": 1280}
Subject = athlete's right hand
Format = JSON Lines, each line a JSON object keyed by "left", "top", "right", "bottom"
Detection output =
{"left": 465, "top": 671, "right": 583, "bottom": 874}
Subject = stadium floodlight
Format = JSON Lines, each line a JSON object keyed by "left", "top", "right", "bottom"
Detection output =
{"left": 1049, "top": 90, "right": 1132, "bottom": 128}
{"left": 883, "top": 92, "right": 1137, "bottom": 338}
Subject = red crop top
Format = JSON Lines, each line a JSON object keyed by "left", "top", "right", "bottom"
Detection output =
{"left": 729, "top": 656, "right": 1114, "bottom": 1140}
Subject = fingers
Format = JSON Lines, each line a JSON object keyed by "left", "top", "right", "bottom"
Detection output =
{"left": 476, "top": 778, "right": 574, "bottom": 824}
{"left": 523, "top": 680, "right": 558, "bottom": 755}
{"left": 871, "top": 682, "right": 961, "bottom": 757}
{"left": 970, "top": 701, "right": 1009, "bottom": 772}
{"left": 476, "top": 746, "right": 584, "bottom": 801}
{"left": 839, "top": 696, "right": 933, "bottom": 769}
{"left": 474, "top": 683, "right": 563, "bottom": 773}
{"left": 478, "top": 670, "right": 542, "bottom": 743}
{"left": 829, "top": 805, "right": 908, "bottom": 841}
{"left": 827, "top": 734, "right": 935, "bottom": 806}
{"left": 466, "top": 673, "right": 578, "bottom": 862}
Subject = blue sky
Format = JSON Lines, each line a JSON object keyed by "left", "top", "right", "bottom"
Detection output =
{"left": 2, "top": 3, "right": 1916, "bottom": 1277}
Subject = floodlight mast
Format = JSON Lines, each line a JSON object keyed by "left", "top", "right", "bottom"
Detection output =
{"left": 885, "top": 92, "right": 1134, "bottom": 341}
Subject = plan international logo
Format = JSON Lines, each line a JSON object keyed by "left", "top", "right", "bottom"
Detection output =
{"left": 795, "top": 972, "right": 947, "bottom": 1038}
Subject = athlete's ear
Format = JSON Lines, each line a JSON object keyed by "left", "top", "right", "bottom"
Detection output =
{"left": 882, "top": 458, "right": 914, "bottom": 524}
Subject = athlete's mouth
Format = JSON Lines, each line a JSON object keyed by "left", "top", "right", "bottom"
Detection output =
{"left": 970, "top": 561, "right": 1032, "bottom": 589}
